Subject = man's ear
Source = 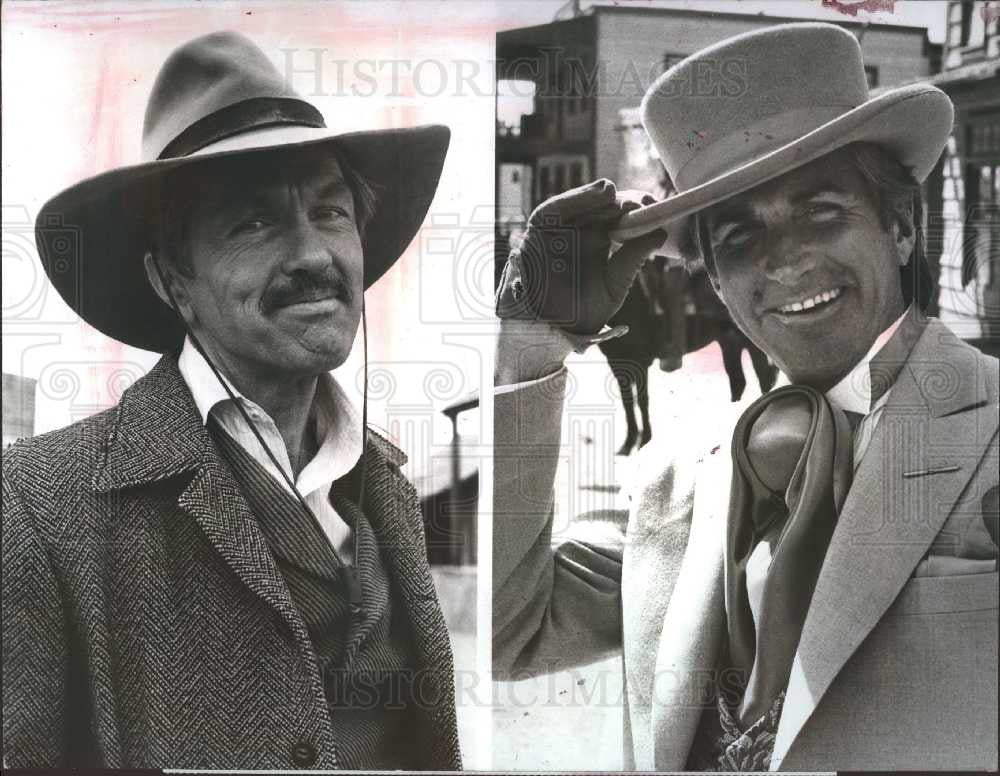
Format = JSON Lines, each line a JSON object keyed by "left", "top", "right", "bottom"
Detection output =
{"left": 892, "top": 197, "right": 916, "bottom": 267}
{"left": 143, "top": 252, "right": 195, "bottom": 324}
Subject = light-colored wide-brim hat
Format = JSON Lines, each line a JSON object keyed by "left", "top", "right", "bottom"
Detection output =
{"left": 610, "top": 22, "right": 953, "bottom": 255}
{"left": 34, "top": 31, "right": 450, "bottom": 353}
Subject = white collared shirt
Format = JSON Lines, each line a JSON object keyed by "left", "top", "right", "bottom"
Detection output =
{"left": 825, "top": 306, "right": 908, "bottom": 470}
{"left": 177, "top": 337, "right": 364, "bottom": 561}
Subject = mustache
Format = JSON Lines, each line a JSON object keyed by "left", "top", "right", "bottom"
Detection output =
{"left": 260, "top": 268, "right": 355, "bottom": 314}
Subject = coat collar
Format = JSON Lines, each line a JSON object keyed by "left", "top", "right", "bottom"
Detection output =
{"left": 91, "top": 354, "right": 407, "bottom": 493}
{"left": 92, "top": 354, "right": 211, "bottom": 492}
{"left": 772, "top": 319, "right": 999, "bottom": 770}
{"left": 87, "top": 352, "right": 411, "bottom": 651}
{"left": 85, "top": 354, "right": 458, "bottom": 766}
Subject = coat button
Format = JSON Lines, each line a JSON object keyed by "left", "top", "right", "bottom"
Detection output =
{"left": 291, "top": 741, "right": 317, "bottom": 767}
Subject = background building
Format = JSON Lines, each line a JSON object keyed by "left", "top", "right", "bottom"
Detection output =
{"left": 926, "top": 0, "right": 999, "bottom": 353}
{"left": 2, "top": 373, "right": 36, "bottom": 448}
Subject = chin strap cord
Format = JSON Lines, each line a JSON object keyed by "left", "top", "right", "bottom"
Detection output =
{"left": 151, "top": 255, "right": 366, "bottom": 615}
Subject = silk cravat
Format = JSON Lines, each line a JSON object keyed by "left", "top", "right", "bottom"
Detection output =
{"left": 725, "top": 385, "right": 855, "bottom": 726}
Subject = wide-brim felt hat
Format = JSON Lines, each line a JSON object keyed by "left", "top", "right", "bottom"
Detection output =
{"left": 35, "top": 31, "right": 450, "bottom": 353}
{"left": 610, "top": 22, "right": 953, "bottom": 254}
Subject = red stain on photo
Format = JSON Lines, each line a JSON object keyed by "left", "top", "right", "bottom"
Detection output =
{"left": 821, "top": 0, "right": 896, "bottom": 17}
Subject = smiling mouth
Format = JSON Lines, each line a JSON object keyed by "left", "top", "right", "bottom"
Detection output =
{"left": 270, "top": 290, "right": 339, "bottom": 310}
{"left": 288, "top": 293, "right": 336, "bottom": 306}
{"left": 770, "top": 286, "right": 844, "bottom": 315}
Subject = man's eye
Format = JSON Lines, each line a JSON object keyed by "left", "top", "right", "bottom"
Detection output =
{"left": 233, "top": 218, "right": 268, "bottom": 234}
{"left": 315, "top": 206, "right": 350, "bottom": 221}
{"left": 804, "top": 202, "right": 842, "bottom": 220}
{"left": 718, "top": 227, "right": 752, "bottom": 249}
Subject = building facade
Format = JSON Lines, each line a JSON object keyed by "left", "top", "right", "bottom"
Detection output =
{"left": 2, "top": 373, "right": 36, "bottom": 448}
{"left": 928, "top": 0, "right": 999, "bottom": 352}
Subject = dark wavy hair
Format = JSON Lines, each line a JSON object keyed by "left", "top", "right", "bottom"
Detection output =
{"left": 681, "top": 141, "right": 932, "bottom": 311}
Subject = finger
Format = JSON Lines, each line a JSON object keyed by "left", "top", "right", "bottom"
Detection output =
{"left": 507, "top": 249, "right": 525, "bottom": 301}
{"left": 496, "top": 253, "right": 528, "bottom": 319}
{"left": 605, "top": 229, "right": 669, "bottom": 295}
{"left": 578, "top": 191, "right": 656, "bottom": 226}
{"left": 616, "top": 190, "right": 658, "bottom": 210}
{"left": 529, "top": 178, "right": 617, "bottom": 226}
{"left": 573, "top": 202, "right": 631, "bottom": 227}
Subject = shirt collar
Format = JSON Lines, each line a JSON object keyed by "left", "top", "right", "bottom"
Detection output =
{"left": 825, "top": 305, "right": 920, "bottom": 415}
{"left": 177, "top": 337, "right": 243, "bottom": 424}
{"left": 176, "top": 337, "right": 364, "bottom": 491}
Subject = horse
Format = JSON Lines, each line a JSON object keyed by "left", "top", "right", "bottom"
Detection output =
{"left": 598, "top": 259, "right": 778, "bottom": 456}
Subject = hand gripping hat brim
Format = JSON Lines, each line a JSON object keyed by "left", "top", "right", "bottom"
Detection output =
{"left": 34, "top": 32, "right": 450, "bottom": 353}
{"left": 610, "top": 23, "right": 953, "bottom": 254}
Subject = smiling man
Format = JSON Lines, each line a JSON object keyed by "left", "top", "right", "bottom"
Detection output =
{"left": 3, "top": 32, "right": 460, "bottom": 770}
{"left": 494, "top": 23, "right": 998, "bottom": 771}
{"left": 697, "top": 146, "right": 922, "bottom": 392}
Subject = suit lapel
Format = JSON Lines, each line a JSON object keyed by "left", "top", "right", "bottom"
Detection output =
{"left": 772, "top": 321, "right": 998, "bottom": 769}
{"left": 91, "top": 355, "right": 311, "bottom": 645}
{"left": 651, "top": 445, "right": 730, "bottom": 770}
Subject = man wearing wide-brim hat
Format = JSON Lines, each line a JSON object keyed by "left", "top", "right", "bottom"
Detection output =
{"left": 3, "top": 32, "right": 461, "bottom": 769}
{"left": 494, "top": 22, "right": 997, "bottom": 770}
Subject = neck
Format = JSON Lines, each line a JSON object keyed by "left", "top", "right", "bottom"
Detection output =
{"left": 195, "top": 338, "right": 320, "bottom": 478}
{"left": 801, "top": 303, "right": 912, "bottom": 395}
{"left": 252, "top": 378, "right": 319, "bottom": 479}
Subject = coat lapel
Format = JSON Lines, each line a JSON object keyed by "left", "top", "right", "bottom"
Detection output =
{"left": 359, "top": 431, "right": 461, "bottom": 769}
{"left": 651, "top": 445, "right": 730, "bottom": 770}
{"left": 91, "top": 356, "right": 310, "bottom": 645}
{"left": 772, "top": 321, "right": 998, "bottom": 769}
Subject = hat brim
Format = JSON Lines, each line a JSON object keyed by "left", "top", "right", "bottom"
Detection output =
{"left": 610, "top": 84, "right": 952, "bottom": 255}
{"left": 35, "top": 124, "right": 450, "bottom": 353}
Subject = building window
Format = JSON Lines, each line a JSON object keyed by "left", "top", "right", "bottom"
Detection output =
{"left": 570, "top": 161, "right": 583, "bottom": 189}
{"left": 962, "top": 111, "right": 1000, "bottom": 287}
{"left": 539, "top": 167, "right": 551, "bottom": 202}
{"left": 960, "top": 0, "right": 974, "bottom": 44}
{"left": 959, "top": 0, "right": 988, "bottom": 47}
{"left": 554, "top": 164, "right": 566, "bottom": 193}
{"left": 962, "top": 163, "right": 999, "bottom": 286}
{"left": 864, "top": 65, "right": 879, "bottom": 88}
{"left": 497, "top": 79, "right": 537, "bottom": 137}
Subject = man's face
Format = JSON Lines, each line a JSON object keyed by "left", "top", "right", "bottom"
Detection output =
{"left": 703, "top": 150, "right": 909, "bottom": 389}
{"left": 170, "top": 152, "right": 364, "bottom": 383}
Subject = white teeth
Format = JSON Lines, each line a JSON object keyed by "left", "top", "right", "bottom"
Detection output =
{"left": 778, "top": 287, "right": 842, "bottom": 313}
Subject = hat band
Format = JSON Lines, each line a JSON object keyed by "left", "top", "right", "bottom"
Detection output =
{"left": 158, "top": 96, "right": 326, "bottom": 160}
{"left": 671, "top": 105, "right": 853, "bottom": 192}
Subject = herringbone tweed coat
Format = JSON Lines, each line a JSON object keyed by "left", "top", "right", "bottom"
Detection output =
{"left": 2, "top": 355, "right": 461, "bottom": 770}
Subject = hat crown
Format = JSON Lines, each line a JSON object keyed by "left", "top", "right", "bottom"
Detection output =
{"left": 142, "top": 31, "right": 321, "bottom": 161}
{"left": 641, "top": 23, "right": 869, "bottom": 192}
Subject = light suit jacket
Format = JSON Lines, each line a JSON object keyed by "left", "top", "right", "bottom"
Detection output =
{"left": 494, "top": 319, "right": 998, "bottom": 770}
{"left": 3, "top": 355, "right": 461, "bottom": 769}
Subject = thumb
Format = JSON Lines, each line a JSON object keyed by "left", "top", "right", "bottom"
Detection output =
{"left": 605, "top": 229, "right": 667, "bottom": 295}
